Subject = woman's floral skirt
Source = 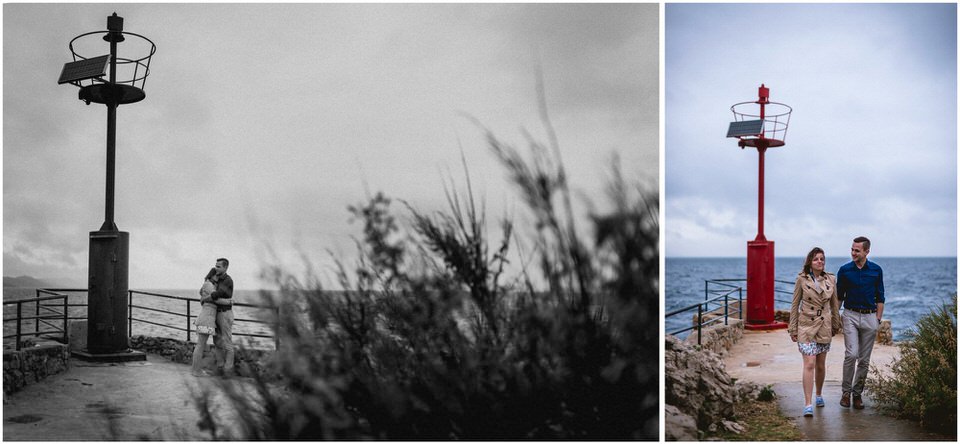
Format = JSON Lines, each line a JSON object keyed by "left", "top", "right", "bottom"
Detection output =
{"left": 195, "top": 303, "right": 218, "bottom": 336}
{"left": 798, "top": 341, "right": 830, "bottom": 356}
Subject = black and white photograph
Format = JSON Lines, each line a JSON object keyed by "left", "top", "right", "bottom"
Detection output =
{"left": 3, "top": 3, "right": 659, "bottom": 440}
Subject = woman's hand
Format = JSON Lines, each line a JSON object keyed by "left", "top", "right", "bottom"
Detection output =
{"left": 790, "top": 334, "right": 798, "bottom": 342}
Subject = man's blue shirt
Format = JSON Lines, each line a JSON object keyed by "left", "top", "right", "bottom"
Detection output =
{"left": 836, "top": 260, "right": 884, "bottom": 310}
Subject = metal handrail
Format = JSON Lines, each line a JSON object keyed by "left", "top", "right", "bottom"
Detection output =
{"left": 666, "top": 277, "right": 799, "bottom": 346}
{"left": 705, "top": 278, "right": 795, "bottom": 304}
{"left": 127, "top": 290, "right": 277, "bottom": 347}
{"left": 4, "top": 289, "right": 278, "bottom": 350}
{"left": 665, "top": 287, "right": 743, "bottom": 345}
{"left": 2, "top": 293, "right": 68, "bottom": 350}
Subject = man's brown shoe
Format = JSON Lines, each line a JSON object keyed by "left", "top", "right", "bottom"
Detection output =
{"left": 853, "top": 394, "right": 864, "bottom": 409}
{"left": 840, "top": 392, "right": 851, "bottom": 408}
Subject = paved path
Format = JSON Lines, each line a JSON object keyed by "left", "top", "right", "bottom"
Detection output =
{"left": 3, "top": 354, "right": 246, "bottom": 441}
{"left": 773, "top": 381, "right": 950, "bottom": 441}
{"left": 723, "top": 329, "right": 899, "bottom": 384}
{"left": 723, "top": 329, "right": 953, "bottom": 441}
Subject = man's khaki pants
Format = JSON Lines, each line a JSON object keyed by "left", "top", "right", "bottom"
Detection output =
{"left": 841, "top": 309, "right": 878, "bottom": 396}
{"left": 214, "top": 309, "right": 235, "bottom": 373}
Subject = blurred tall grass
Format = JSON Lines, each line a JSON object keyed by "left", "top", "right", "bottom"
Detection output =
{"left": 192, "top": 108, "right": 659, "bottom": 439}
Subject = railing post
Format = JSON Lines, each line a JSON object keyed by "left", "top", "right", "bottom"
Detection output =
{"left": 63, "top": 295, "right": 69, "bottom": 343}
{"left": 128, "top": 290, "right": 133, "bottom": 338}
{"left": 697, "top": 303, "right": 702, "bottom": 346}
{"left": 186, "top": 300, "right": 192, "bottom": 343}
{"left": 16, "top": 302, "right": 23, "bottom": 351}
{"left": 35, "top": 295, "right": 40, "bottom": 337}
{"left": 724, "top": 292, "right": 729, "bottom": 326}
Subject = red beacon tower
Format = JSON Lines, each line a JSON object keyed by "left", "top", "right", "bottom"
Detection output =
{"left": 727, "top": 84, "right": 792, "bottom": 330}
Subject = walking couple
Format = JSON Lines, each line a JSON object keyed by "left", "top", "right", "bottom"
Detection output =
{"left": 787, "top": 236, "right": 885, "bottom": 417}
{"left": 191, "top": 257, "right": 236, "bottom": 377}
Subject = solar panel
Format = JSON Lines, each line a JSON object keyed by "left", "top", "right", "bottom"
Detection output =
{"left": 58, "top": 55, "right": 110, "bottom": 85}
{"left": 726, "top": 119, "right": 764, "bottom": 138}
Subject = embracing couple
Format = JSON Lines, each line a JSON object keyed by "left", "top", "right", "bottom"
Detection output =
{"left": 191, "top": 257, "right": 236, "bottom": 377}
{"left": 787, "top": 236, "right": 885, "bottom": 417}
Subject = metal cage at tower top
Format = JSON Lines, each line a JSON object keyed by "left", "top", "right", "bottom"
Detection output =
{"left": 59, "top": 30, "right": 156, "bottom": 104}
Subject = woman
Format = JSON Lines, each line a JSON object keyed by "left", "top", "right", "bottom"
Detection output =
{"left": 788, "top": 247, "right": 841, "bottom": 417}
{"left": 191, "top": 268, "right": 219, "bottom": 377}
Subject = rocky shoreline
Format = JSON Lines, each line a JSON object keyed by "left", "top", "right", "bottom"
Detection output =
{"left": 664, "top": 335, "right": 762, "bottom": 440}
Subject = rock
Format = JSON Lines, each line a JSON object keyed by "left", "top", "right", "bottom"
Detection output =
{"left": 876, "top": 319, "right": 893, "bottom": 345}
{"left": 683, "top": 320, "right": 744, "bottom": 355}
{"left": 721, "top": 420, "right": 745, "bottom": 434}
{"left": 774, "top": 309, "right": 791, "bottom": 323}
{"left": 734, "top": 379, "right": 762, "bottom": 402}
{"left": 665, "top": 335, "right": 737, "bottom": 434}
{"left": 664, "top": 404, "right": 698, "bottom": 441}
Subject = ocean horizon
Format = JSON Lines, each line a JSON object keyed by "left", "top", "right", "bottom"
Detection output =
{"left": 666, "top": 256, "right": 957, "bottom": 341}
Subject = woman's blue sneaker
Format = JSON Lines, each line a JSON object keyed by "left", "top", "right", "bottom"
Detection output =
{"left": 803, "top": 405, "right": 814, "bottom": 417}
{"left": 816, "top": 396, "right": 825, "bottom": 407}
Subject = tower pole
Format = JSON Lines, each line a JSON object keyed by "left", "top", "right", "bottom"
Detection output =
{"left": 103, "top": 36, "right": 118, "bottom": 231}
{"left": 757, "top": 146, "right": 765, "bottom": 241}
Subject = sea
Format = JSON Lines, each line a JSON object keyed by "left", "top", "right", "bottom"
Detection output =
{"left": 666, "top": 257, "right": 957, "bottom": 341}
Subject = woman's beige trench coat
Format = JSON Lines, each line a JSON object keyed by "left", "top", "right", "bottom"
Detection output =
{"left": 788, "top": 272, "right": 842, "bottom": 344}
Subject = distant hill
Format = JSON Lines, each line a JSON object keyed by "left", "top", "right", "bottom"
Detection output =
{"left": 3, "top": 275, "right": 76, "bottom": 288}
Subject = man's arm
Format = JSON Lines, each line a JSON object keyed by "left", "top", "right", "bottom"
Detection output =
{"left": 212, "top": 276, "right": 234, "bottom": 306}
{"left": 876, "top": 267, "right": 884, "bottom": 320}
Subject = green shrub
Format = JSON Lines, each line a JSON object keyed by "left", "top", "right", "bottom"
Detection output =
{"left": 191, "top": 106, "right": 658, "bottom": 439}
{"left": 757, "top": 385, "right": 776, "bottom": 402}
{"left": 867, "top": 295, "right": 957, "bottom": 435}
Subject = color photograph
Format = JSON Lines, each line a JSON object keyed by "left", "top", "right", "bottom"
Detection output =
{"left": 3, "top": 3, "right": 658, "bottom": 440}
{"left": 664, "top": 3, "right": 956, "bottom": 441}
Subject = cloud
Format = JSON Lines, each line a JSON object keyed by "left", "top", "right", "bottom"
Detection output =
{"left": 4, "top": 3, "right": 658, "bottom": 289}
{"left": 666, "top": 3, "right": 956, "bottom": 258}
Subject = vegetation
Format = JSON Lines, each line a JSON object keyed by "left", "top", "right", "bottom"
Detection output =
{"left": 867, "top": 295, "right": 957, "bottom": 436}
{"left": 712, "top": 391, "right": 802, "bottom": 441}
{"left": 191, "top": 103, "right": 658, "bottom": 439}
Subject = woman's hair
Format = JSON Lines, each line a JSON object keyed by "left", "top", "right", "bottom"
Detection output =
{"left": 802, "top": 247, "right": 825, "bottom": 275}
{"left": 204, "top": 267, "right": 217, "bottom": 281}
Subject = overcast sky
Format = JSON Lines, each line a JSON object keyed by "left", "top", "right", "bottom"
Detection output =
{"left": 666, "top": 3, "right": 957, "bottom": 259}
{"left": 3, "top": 3, "right": 658, "bottom": 289}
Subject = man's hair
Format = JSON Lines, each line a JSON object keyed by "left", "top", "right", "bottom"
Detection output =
{"left": 853, "top": 236, "right": 871, "bottom": 251}
{"left": 217, "top": 257, "right": 230, "bottom": 268}
{"left": 803, "top": 247, "right": 825, "bottom": 276}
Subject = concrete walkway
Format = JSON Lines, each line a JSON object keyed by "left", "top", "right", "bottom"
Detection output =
{"left": 723, "top": 329, "right": 953, "bottom": 441}
{"left": 3, "top": 354, "right": 248, "bottom": 441}
{"left": 773, "top": 381, "right": 949, "bottom": 441}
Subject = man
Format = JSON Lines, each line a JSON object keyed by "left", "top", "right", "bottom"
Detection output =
{"left": 836, "top": 236, "right": 884, "bottom": 409}
{"left": 210, "top": 258, "right": 235, "bottom": 376}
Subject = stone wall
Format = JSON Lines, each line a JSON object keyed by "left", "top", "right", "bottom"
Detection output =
{"left": 129, "top": 335, "right": 275, "bottom": 378}
{"left": 776, "top": 309, "right": 894, "bottom": 345}
{"left": 3, "top": 340, "right": 70, "bottom": 396}
{"left": 876, "top": 319, "right": 893, "bottom": 345}
{"left": 684, "top": 319, "right": 744, "bottom": 355}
